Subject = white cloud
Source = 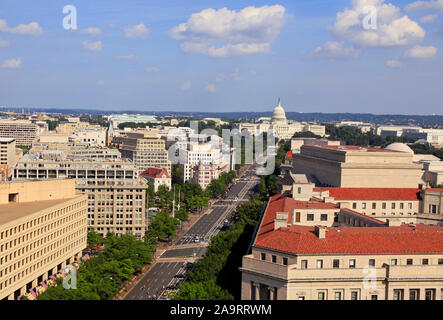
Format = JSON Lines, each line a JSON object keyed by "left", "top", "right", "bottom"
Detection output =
{"left": 404, "top": 45, "right": 437, "bottom": 58}
{"left": 124, "top": 24, "right": 150, "bottom": 38}
{"left": 83, "top": 40, "right": 102, "bottom": 52}
{"left": 169, "top": 5, "right": 286, "bottom": 57}
{"left": 1, "top": 58, "right": 21, "bottom": 68}
{"left": 0, "top": 38, "right": 9, "bottom": 47}
{"left": 329, "top": 0, "right": 425, "bottom": 48}
{"left": 420, "top": 14, "right": 438, "bottom": 23}
{"left": 306, "top": 41, "right": 361, "bottom": 60}
{"left": 96, "top": 80, "right": 104, "bottom": 86}
{"left": 216, "top": 69, "right": 243, "bottom": 82}
{"left": 0, "top": 19, "right": 43, "bottom": 36}
{"left": 116, "top": 54, "right": 139, "bottom": 61}
{"left": 145, "top": 67, "right": 159, "bottom": 73}
{"left": 386, "top": 59, "right": 403, "bottom": 68}
{"left": 79, "top": 27, "right": 101, "bottom": 36}
{"left": 205, "top": 84, "right": 216, "bottom": 92}
{"left": 181, "top": 81, "right": 192, "bottom": 90}
{"left": 405, "top": 0, "right": 443, "bottom": 11}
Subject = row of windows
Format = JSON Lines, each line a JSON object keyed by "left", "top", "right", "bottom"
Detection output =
{"left": 259, "top": 252, "right": 443, "bottom": 269}
{"left": 0, "top": 202, "right": 86, "bottom": 242}
{"left": 352, "top": 202, "right": 414, "bottom": 210}
{"left": 0, "top": 237, "right": 85, "bottom": 291}
{"left": 306, "top": 288, "right": 443, "bottom": 300}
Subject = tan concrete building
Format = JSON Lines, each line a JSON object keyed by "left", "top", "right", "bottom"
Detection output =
{"left": 0, "top": 120, "right": 39, "bottom": 147}
{"left": 0, "top": 138, "right": 16, "bottom": 180}
{"left": 191, "top": 163, "right": 224, "bottom": 191}
{"left": 241, "top": 192, "right": 443, "bottom": 300}
{"left": 292, "top": 144, "right": 423, "bottom": 188}
{"left": 418, "top": 188, "right": 443, "bottom": 226}
{"left": 14, "top": 157, "right": 147, "bottom": 238}
{"left": 119, "top": 132, "right": 171, "bottom": 175}
{"left": 0, "top": 179, "right": 87, "bottom": 300}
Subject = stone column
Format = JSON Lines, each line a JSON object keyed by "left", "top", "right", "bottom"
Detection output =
{"left": 269, "top": 287, "right": 276, "bottom": 300}
{"left": 253, "top": 282, "right": 260, "bottom": 300}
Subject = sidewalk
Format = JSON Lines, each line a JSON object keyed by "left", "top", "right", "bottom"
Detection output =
{"left": 114, "top": 164, "right": 253, "bottom": 300}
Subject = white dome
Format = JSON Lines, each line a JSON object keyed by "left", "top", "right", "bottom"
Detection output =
{"left": 272, "top": 99, "right": 287, "bottom": 123}
{"left": 385, "top": 143, "right": 414, "bottom": 154}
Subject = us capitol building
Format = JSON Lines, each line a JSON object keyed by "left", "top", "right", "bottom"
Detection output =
{"left": 236, "top": 99, "right": 325, "bottom": 140}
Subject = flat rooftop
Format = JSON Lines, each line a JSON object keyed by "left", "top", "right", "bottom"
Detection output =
{"left": 0, "top": 197, "right": 78, "bottom": 226}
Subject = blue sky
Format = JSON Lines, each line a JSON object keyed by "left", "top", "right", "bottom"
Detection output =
{"left": 0, "top": 0, "right": 442, "bottom": 114}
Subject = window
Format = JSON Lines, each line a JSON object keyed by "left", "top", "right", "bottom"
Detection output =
{"left": 351, "top": 291, "right": 358, "bottom": 300}
{"left": 407, "top": 259, "right": 413, "bottom": 265}
{"left": 317, "top": 260, "right": 323, "bottom": 269}
{"left": 425, "top": 289, "right": 435, "bottom": 300}
{"left": 371, "top": 295, "right": 378, "bottom": 300}
{"left": 272, "top": 255, "right": 277, "bottom": 263}
{"left": 320, "top": 214, "right": 328, "bottom": 221}
{"left": 438, "top": 259, "right": 443, "bottom": 265}
{"left": 283, "top": 257, "right": 288, "bottom": 266}
{"left": 409, "top": 289, "right": 419, "bottom": 300}
{"left": 422, "top": 258, "right": 429, "bottom": 265}
{"left": 301, "top": 260, "right": 308, "bottom": 269}
{"left": 261, "top": 253, "right": 266, "bottom": 261}
{"left": 393, "top": 289, "right": 404, "bottom": 300}
{"left": 382, "top": 203, "right": 386, "bottom": 209}
{"left": 362, "top": 203, "right": 366, "bottom": 209}
{"left": 372, "top": 203, "right": 376, "bottom": 209}
{"left": 352, "top": 203, "right": 357, "bottom": 209}
{"left": 333, "top": 259, "right": 340, "bottom": 268}
{"left": 298, "top": 187, "right": 301, "bottom": 194}
{"left": 391, "top": 259, "right": 397, "bottom": 266}
{"left": 391, "top": 203, "right": 396, "bottom": 209}
{"left": 307, "top": 214, "right": 314, "bottom": 221}
{"left": 349, "top": 259, "right": 356, "bottom": 268}
{"left": 369, "top": 259, "right": 375, "bottom": 267}
{"left": 298, "top": 296, "right": 305, "bottom": 300}
{"left": 400, "top": 203, "right": 404, "bottom": 210}
{"left": 334, "top": 292, "right": 342, "bottom": 300}
{"left": 318, "top": 292, "right": 325, "bottom": 300}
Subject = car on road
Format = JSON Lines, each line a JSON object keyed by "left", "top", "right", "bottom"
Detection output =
{"left": 193, "top": 234, "right": 200, "bottom": 243}
{"left": 174, "top": 274, "right": 186, "bottom": 279}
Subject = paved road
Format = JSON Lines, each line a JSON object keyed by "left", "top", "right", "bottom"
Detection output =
{"left": 124, "top": 164, "right": 260, "bottom": 300}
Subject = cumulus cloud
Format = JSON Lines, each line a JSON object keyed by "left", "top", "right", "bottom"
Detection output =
{"left": 145, "top": 67, "right": 159, "bottom": 73}
{"left": 305, "top": 41, "right": 361, "bottom": 60}
{"left": 205, "top": 84, "right": 216, "bottom": 92}
{"left": 0, "top": 19, "right": 43, "bottom": 36}
{"left": 386, "top": 59, "right": 403, "bottom": 68}
{"left": 116, "top": 54, "right": 139, "bottom": 60}
{"left": 83, "top": 40, "right": 102, "bottom": 52}
{"left": 420, "top": 14, "right": 438, "bottom": 23}
{"left": 169, "top": 5, "right": 286, "bottom": 58}
{"left": 124, "top": 24, "right": 150, "bottom": 38}
{"left": 1, "top": 58, "right": 21, "bottom": 68}
{"left": 329, "top": 0, "right": 425, "bottom": 48}
{"left": 181, "top": 81, "right": 192, "bottom": 90}
{"left": 79, "top": 27, "right": 101, "bottom": 36}
{"left": 405, "top": 0, "right": 443, "bottom": 11}
{"left": 404, "top": 45, "right": 437, "bottom": 58}
{"left": 215, "top": 69, "right": 243, "bottom": 82}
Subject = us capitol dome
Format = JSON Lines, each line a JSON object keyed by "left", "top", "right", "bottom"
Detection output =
{"left": 271, "top": 98, "right": 287, "bottom": 124}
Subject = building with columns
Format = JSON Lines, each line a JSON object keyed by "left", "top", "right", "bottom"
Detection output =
{"left": 0, "top": 179, "right": 87, "bottom": 300}
{"left": 240, "top": 186, "right": 443, "bottom": 300}
{"left": 237, "top": 100, "right": 325, "bottom": 140}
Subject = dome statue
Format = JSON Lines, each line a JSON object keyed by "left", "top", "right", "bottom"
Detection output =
{"left": 384, "top": 143, "right": 414, "bottom": 154}
{"left": 272, "top": 98, "right": 287, "bottom": 124}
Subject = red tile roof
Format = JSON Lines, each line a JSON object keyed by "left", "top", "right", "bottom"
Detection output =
{"left": 257, "top": 194, "right": 339, "bottom": 235}
{"left": 140, "top": 167, "right": 170, "bottom": 179}
{"left": 254, "top": 194, "right": 443, "bottom": 255}
{"left": 255, "top": 224, "right": 443, "bottom": 255}
{"left": 317, "top": 188, "right": 421, "bottom": 200}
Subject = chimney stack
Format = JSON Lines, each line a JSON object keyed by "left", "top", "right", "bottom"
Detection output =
{"left": 315, "top": 225, "right": 326, "bottom": 239}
